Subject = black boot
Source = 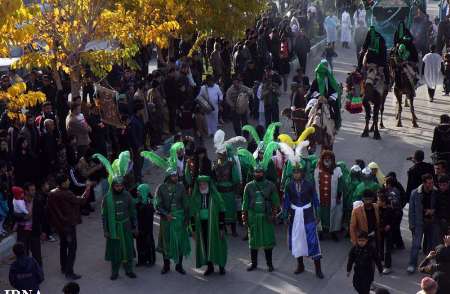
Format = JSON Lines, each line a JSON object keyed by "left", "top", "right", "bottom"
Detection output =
{"left": 204, "top": 262, "right": 214, "bottom": 276}
{"left": 314, "top": 259, "right": 324, "bottom": 279}
{"left": 265, "top": 249, "right": 274, "bottom": 272}
{"left": 294, "top": 257, "right": 305, "bottom": 274}
{"left": 219, "top": 266, "right": 226, "bottom": 275}
{"left": 247, "top": 249, "right": 258, "bottom": 271}
{"left": 175, "top": 257, "right": 186, "bottom": 275}
{"left": 161, "top": 259, "right": 170, "bottom": 275}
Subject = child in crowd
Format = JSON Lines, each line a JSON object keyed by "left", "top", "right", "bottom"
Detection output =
{"left": 9, "top": 242, "right": 44, "bottom": 291}
{"left": 377, "top": 191, "right": 394, "bottom": 274}
{"left": 12, "top": 186, "right": 28, "bottom": 215}
{"left": 135, "top": 183, "right": 156, "bottom": 267}
{"left": 347, "top": 231, "right": 383, "bottom": 294}
{"left": 442, "top": 53, "right": 450, "bottom": 96}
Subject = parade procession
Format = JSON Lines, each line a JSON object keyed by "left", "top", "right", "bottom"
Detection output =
{"left": 1, "top": 0, "right": 450, "bottom": 293}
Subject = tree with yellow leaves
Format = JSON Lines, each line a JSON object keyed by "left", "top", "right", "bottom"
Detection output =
{"left": 1, "top": 0, "right": 180, "bottom": 97}
{"left": 1, "top": 0, "right": 265, "bottom": 98}
{"left": 0, "top": 81, "right": 46, "bottom": 122}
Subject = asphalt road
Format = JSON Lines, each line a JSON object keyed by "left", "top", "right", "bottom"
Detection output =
{"left": 1, "top": 10, "right": 448, "bottom": 294}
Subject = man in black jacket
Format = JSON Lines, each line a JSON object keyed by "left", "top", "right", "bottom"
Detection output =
{"left": 406, "top": 150, "right": 434, "bottom": 202}
{"left": 9, "top": 242, "right": 44, "bottom": 291}
{"left": 436, "top": 175, "right": 450, "bottom": 239}
{"left": 294, "top": 30, "right": 311, "bottom": 74}
{"left": 431, "top": 114, "right": 450, "bottom": 166}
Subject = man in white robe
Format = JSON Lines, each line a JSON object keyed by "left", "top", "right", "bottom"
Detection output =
{"left": 203, "top": 76, "right": 223, "bottom": 136}
{"left": 422, "top": 44, "right": 443, "bottom": 102}
{"left": 324, "top": 14, "right": 338, "bottom": 47}
{"left": 353, "top": 5, "right": 367, "bottom": 29}
{"left": 340, "top": 9, "right": 352, "bottom": 48}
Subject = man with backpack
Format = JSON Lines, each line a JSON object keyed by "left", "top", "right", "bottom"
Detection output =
{"left": 225, "top": 74, "right": 253, "bottom": 136}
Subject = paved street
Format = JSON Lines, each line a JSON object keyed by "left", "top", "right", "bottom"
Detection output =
{"left": 1, "top": 18, "right": 449, "bottom": 294}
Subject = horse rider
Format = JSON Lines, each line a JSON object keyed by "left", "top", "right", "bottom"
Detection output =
{"left": 393, "top": 21, "right": 420, "bottom": 89}
{"left": 358, "top": 26, "right": 391, "bottom": 99}
{"left": 305, "top": 60, "right": 342, "bottom": 149}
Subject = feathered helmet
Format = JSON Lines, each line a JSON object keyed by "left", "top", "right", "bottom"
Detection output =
{"left": 242, "top": 122, "right": 281, "bottom": 159}
{"left": 140, "top": 142, "right": 185, "bottom": 174}
{"left": 92, "top": 151, "right": 132, "bottom": 185}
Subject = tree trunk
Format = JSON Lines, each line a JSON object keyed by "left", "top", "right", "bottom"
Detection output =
{"left": 52, "top": 69, "right": 63, "bottom": 91}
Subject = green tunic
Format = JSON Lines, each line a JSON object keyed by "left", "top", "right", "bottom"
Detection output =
{"left": 345, "top": 177, "right": 361, "bottom": 209}
{"left": 191, "top": 186, "right": 227, "bottom": 268}
{"left": 102, "top": 190, "right": 136, "bottom": 264}
{"left": 213, "top": 160, "right": 240, "bottom": 223}
{"left": 155, "top": 182, "right": 191, "bottom": 262}
{"left": 242, "top": 179, "right": 280, "bottom": 249}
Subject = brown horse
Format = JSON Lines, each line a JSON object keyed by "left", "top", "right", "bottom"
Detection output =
{"left": 389, "top": 52, "right": 419, "bottom": 128}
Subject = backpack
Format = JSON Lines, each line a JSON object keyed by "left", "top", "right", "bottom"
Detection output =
{"left": 236, "top": 92, "right": 249, "bottom": 114}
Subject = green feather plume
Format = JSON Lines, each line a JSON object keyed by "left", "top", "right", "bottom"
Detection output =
{"left": 118, "top": 151, "right": 131, "bottom": 176}
{"left": 141, "top": 150, "right": 169, "bottom": 170}
{"left": 92, "top": 153, "right": 114, "bottom": 176}
{"left": 169, "top": 142, "right": 185, "bottom": 168}
{"left": 242, "top": 125, "right": 261, "bottom": 144}
{"left": 237, "top": 148, "right": 256, "bottom": 169}
{"left": 263, "top": 122, "right": 281, "bottom": 148}
{"left": 262, "top": 141, "right": 279, "bottom": 170}
{"left": 111, "top": 159, "right": 120, "bottom": 176}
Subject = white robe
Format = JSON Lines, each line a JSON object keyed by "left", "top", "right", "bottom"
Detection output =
{"left": 353, "top": 9, "right": 367, "bottom": 28}
{"left": 422, "top": 52, "right": 443, "bottom": 89}
{"left": 341, "top": 11, "right": 352, "bottom": 43}
{"left": 324, "top": 16, "right": 338, "bottom": 43}
{"left": 204, "top": 84, "right": 223, "bottom": 135}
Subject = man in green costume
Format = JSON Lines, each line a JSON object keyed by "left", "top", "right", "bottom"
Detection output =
{"left": 155, "top": 167, "right": 191, "bottom": 275}
{"left": 351, "top": 167, "right": 381, "bottom": 203}
{"left": 212, "top": 150, "right": 241, "bottom": 236}
{"left": 191, "top": 175, "right": 227, "bottom": 275}
{"left": 102, "top": 176, "right": 137, "bottom": 280}
{"left": 242, "top": 164, "right": 280, "bottom": 272}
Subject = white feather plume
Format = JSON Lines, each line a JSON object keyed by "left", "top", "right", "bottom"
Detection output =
{"left": 224, "top": 136, "right": 246, "bottom": 147}
{"left": 214, "top": 129, "right": 226, "bottom": 152}
{"left": 278, "top": 142, "right": 298, "bottom": 165}
{"left": 295, "top": 140, "right": 310, "bottom": 159}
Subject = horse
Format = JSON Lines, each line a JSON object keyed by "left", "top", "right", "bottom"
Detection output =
{"left": 361, "top": 63, "right": 387, "bottom": 140}
{"left": 389, "top": 51, "right": 419, "bottom": 128}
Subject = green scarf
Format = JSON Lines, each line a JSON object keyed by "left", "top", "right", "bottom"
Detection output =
{"left": 315, "top": 61, "right": 340, "bottom": 96}
{"left": 368, "top": 26, "right": 380, "bottom": 54}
